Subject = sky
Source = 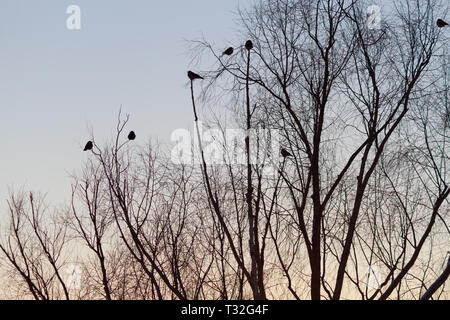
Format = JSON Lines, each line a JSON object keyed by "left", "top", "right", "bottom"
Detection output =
{"left": 0, "top": 0, "right": 246, "bottom": 212}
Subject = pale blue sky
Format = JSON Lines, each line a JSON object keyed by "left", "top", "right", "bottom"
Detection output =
{"left": 0, "top": 0, "right": 245, "bottom": 210}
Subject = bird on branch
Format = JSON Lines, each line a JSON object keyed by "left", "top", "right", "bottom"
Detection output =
{"left": 187, "top": 71, "right": 204, "bottom": 81}
{"left": 128, "top": 131, "right": 136, "bottom": 141}
{"left": 222, "top": 47, "right": 234, "bottom": 56}
{"left": 245, "top": 40, "right": 253, "bottom": 51}
{"left": 281, "top": 148, "right": 292, "bottom": 158}
{"left": 83, "top": 141, "right": 93, "bottom": 151}
{"left": 437, "top": 19, "right": 448, "bottom": 28}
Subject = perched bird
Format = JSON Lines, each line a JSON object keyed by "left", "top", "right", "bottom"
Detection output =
{"left": 187, "top": 71, "right": 204, "bottom": 81}
{"left": 128, "top": 131, "right": 136, "bottom": 141}
{"left": 84, "top": 141, "right": 93, "bottom": 151}
{"left": 245, "top": 40, "right": 254, "bottom": 51}
{"left": 222, "top": 47, "right": 234, "bottom": 56}
{"left": 437, "top": 19, "right": 449, "bottom": 28}
{"left": 281, "top": 148, "right": 292, "bottom": 158}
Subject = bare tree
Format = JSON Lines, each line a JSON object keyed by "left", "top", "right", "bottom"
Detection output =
{"left": 70, "top": 159, "right": 113, "bottom": 299}
{"left": 0, "top": 192, "right": 69, "bottom": 299}
{"left": 189, "top": 0, "right": 448, "bottom": 300}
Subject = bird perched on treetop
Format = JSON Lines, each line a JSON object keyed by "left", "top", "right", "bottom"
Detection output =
{"left": 222, "top": 47, "right": 234, "bottom": 56}
{"left": 437, "top": 19, "right": 449, "bottom": 28}
{"left": 281, "top": 148, "right": 292, "bottom": 158}
{"left": 245, "top": 40, "right": 254, "bottom": 51}
{"left": 128, "top": 131, "right": 136, "bottom": 141}
{"left": 187, "top": 71, "right": 204, "bottom": 81}
{"left": 84, "top": 141, "right": 93, "bottom": 151}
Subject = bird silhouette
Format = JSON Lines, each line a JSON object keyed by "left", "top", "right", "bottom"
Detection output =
{"left": 128, "top": 131, "right": 136, "bottom": 141}
{"left": 222, "top": 47, "right": 234, "bottom": 56}
{"left": 437, "top": 19, "right": 449, "bottom": 28}
{"left": 245, "top": 40, "right": 254, "bottom": 51}
{"left": 281, "top": 148, "right": 292, "bottom": 158}
{"left": 187, "top": 71, "right": 204, "bottom": 81}
{"left": 84, "top": 141, "right": 93, "bottom": 151}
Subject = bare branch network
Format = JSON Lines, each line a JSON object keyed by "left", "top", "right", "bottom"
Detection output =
{"left": 1, "top": 0, "right": 449, "bottom": 300}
